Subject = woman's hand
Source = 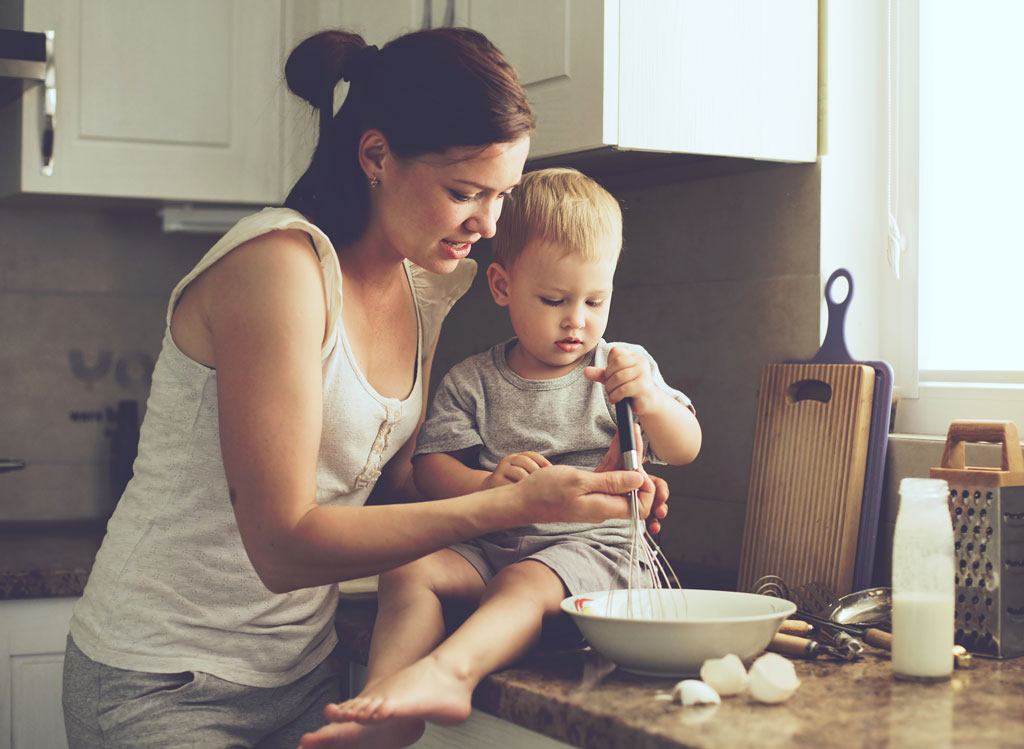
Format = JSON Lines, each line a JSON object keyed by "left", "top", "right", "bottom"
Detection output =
{"left": 482, "top": 451, "right": 551, "bottom": 489}
{"left": 511, "top": 464, "right": 654, "bottom": 526}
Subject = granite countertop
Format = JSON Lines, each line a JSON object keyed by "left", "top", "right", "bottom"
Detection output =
{"left": 336, "top": 598, "right": 1024, "bottom": 749}
{"left": 7, "top": 524, "right": 1024, "bottom": 748}
{"left": 0, "top": 520, "right": 105, "bottom": 599}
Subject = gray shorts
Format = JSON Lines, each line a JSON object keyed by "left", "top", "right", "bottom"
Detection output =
{"left": 449, "top": 532, "right": 646, "bottom": 597}
{"left": 62, "top": 635, "right": 344, "bottom": 749}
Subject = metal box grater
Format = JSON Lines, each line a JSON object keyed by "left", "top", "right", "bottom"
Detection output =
{"left": 931, "top": 420, "right": 1024, "bottom": 658}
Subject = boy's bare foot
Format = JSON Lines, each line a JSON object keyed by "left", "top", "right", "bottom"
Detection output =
{"left": 332, "top": 655, "right": 476, "bottom": 726}
{"left": 298, "top": 715, "right": 425, "bottom": 749}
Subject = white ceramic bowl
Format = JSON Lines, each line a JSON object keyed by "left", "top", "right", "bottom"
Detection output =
{"left": 561, "top": 588, "right": 796, "bottom": 677}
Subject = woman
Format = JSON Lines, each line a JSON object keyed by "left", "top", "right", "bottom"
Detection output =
{"left": 62, "top": 27, "right": 663, "bottom": 749}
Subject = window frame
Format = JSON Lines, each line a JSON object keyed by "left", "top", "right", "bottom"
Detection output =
{"left": 885, "top": 0, "right": 1024, "bottom": 437}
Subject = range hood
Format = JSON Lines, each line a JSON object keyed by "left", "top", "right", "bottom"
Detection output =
{"left": 0, "top": 28, "right": 48, "bottom": 107}
{"left": 1, "top": 27, "right": 56, "bottom": 174}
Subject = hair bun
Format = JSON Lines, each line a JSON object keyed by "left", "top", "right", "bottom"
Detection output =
{"left": 342, "top": 44, "right": 380, "bottom": 83}
{"left": 285, "top": 30, "right": 368, "bottom": 107}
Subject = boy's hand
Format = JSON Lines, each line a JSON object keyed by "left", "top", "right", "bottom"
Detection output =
{"left": 584, "top": 346, "right": 662, "bottom": 416}
{"left": 483, "top": 451, "right": 552, "bottom": 489}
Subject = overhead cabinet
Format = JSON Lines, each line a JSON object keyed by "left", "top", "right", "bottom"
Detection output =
{"left": 458, "top": 0, "right": 819, "bottom": 163}
{"left": 0, "top": 0, "right": 283, "bottom": 203}
{"left": 1, "top": 0, "right": 817, "bottom": 206}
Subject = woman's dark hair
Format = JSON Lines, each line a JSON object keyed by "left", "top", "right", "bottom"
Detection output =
{"left": 283, "top": 27, "right": 535, "bottom": 248}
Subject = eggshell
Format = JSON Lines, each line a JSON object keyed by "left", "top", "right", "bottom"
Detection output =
{"left": 699, "top": 653, "right": 750, "bottom": 696}
{"left": 748, "top": 652, "right": 801, "bottom": 703}
{"left": 671, "top": 679, "right": 721, "bottom": 706}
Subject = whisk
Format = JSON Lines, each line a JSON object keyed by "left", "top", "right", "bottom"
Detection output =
{"left": 607, "top": 398, "right": 686, "bottom": 619}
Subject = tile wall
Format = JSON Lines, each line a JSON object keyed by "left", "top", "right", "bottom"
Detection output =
{"left": 0, "top": 203, "right": 208, "bottom": 520}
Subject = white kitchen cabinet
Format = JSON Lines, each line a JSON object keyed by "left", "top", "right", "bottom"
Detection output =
{"left": 285, "top": 0, "right": 817, "bottom": 169}
{"left": 454, "top": 0, "right": 819, "bottom": 163}
{"left": 0, "top": 596, "right": 78, "bottom": 749}
{"left": 0, "top": 0, "right": 283, "bottom": 203}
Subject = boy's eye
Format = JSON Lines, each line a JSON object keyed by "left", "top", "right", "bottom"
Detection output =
{"left": 540, "top": 297, "right": 563, "bottom": 306}
{"left": 586, "top": 299, "right": 606, "bottom": 307}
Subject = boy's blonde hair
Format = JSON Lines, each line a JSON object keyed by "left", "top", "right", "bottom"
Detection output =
{"left": 492, "top": 167, "right": 622, "bottom": 267}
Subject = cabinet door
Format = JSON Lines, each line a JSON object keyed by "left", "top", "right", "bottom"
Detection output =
{"left": 616, "top": 0, "right": 818, "bottom": 162}
{"left": 459, "top": 0, "right": 610, "bottom": 160}
{"left": 459, "top": 0, "right": 817, "bottom": 163}
{"left": 9, "top": 0, "right": 282, "bottom": 203}
{"left": 0, "top": 597, "right": 78, "bottom": 749}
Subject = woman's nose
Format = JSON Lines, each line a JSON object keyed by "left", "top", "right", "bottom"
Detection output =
{"left": 464, "top": 200, "right": 501, "bottom": 239}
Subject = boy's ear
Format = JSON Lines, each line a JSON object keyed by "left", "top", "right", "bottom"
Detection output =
{"left": 486, "top": 262, "right": 512, "bottom": 307}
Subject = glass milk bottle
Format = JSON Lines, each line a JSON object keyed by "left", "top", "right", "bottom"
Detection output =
{"left": 891, "top": 477, "right": 956, "bottom": 680}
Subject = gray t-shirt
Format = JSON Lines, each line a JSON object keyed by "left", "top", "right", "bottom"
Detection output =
{"left": 414, "top": 338, "right": 692, "bottom": 546}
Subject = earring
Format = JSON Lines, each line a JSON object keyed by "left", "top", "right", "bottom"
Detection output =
{"left": 369, "top": 175, "right": 380, "bottom": 188}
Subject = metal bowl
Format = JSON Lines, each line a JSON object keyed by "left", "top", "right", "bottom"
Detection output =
{"left": 562, "top": 589, "right": 796, "bottom": 677}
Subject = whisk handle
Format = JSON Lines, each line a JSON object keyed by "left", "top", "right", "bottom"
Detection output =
{"left": 615, "top": 398, "right": 639, "bottom": 470}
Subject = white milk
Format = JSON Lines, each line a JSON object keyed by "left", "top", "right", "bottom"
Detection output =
{"left": 891, "top": 591, "right": 955, "bottom": 680}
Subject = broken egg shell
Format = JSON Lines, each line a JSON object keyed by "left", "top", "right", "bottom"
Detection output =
{"left": 699, "top": 653, "right": 750, "bottom": 696}
{"left": 671, "top": 679, "right": 721, "bottom": 706}
{"left": 748, "top": 652, "right": 801, "bottom": 704}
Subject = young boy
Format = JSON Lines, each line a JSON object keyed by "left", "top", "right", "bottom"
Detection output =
{"left": 314, "top": 168, "right": 701, "bottom": 748}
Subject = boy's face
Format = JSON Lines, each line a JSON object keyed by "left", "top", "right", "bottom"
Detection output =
{"left": 488, "top": 236, "right": 619, "bottom": 379}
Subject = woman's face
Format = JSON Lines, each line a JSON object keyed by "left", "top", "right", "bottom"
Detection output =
{"left": 372, "top": 136, "right": 530, "bottom": 274}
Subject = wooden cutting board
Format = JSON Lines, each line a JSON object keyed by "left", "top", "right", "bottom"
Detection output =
{"left": 738, "top": 361, "right": 876, "bottom": 596}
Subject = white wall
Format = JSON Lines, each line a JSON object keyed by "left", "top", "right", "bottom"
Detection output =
{"left": 819, "top": 0, "right": 889, "bottom": 361}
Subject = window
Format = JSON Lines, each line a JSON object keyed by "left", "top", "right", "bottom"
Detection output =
{"left": 888, "top": 0, "right": 1024, "bottom": 437}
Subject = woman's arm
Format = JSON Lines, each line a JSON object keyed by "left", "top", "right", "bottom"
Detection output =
{"left": 191, "top": 233, "right": 650, "bottom": 593}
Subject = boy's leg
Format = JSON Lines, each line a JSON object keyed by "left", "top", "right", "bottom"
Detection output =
{"left": 330, "top": 559, "right": 567, "bottom": 726}
{"left": 300, "top": 548, "right": 485, "bottom": 749}
{"left": 365, "top": 547, "right": 487, "bottom": 685}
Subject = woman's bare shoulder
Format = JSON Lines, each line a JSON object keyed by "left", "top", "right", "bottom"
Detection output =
{"left": 173, "top": 227, "right": 327, "bottom": 365}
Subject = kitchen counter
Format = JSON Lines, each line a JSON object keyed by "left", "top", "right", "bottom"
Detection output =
{"left": 7, "top": 524, "right": 1024, "bottom": 748}
{"left": 0, "top": 520, "right": 105, "bottom": 599}
{"left": 335, "top": 598, "right": 1024, "bottom": 749}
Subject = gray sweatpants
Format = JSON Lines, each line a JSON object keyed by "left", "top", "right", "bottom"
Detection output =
{"left": 62, "top": 636, "right": 344, "bottom": 749}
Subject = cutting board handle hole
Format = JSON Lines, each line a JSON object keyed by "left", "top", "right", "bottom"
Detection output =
{"left": 787, "top": 379, "right": 833, "bottom": 404}
{"left": 826, "top": 272, "right": 851, "bottom": 305}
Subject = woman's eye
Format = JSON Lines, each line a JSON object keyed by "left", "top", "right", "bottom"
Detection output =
{"left": 540, "top": 298, "right": 562, "bottom": 306}
{"left": 449, "top": 190, "right": 473, "bottom": 202}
